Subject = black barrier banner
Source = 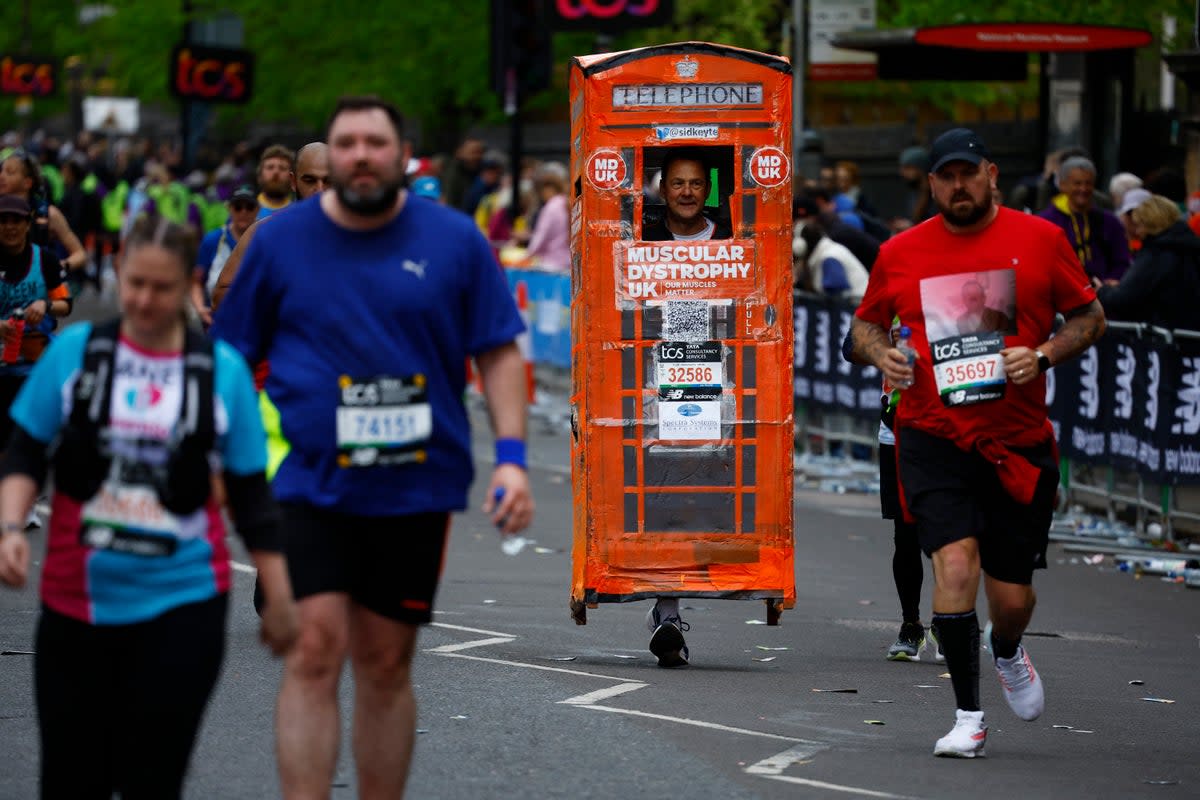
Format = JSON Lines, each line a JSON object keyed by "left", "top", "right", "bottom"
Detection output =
{"left": 793, "top": 293, "right": 882, "bottom": 421}
{"left": 1099, "top": 328, "right": 1165, "bottom": 481}
{"left": 1162, "top": 334, "right": 1200, "bottom": 484}
{"left": 1046, "top": 327, "right": 1200, "bottom": 486}
{"left": 1053, "top": 336, "right": 1106, "bottom": 463}
{"left": 796, "top": 294, "right": 1200, "bottom": 486}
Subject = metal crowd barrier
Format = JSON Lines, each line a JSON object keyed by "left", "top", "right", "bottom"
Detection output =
{"left": 792, "top": 292, "right": 1200, "bottom": 540}
{"left": 1058, "top": 323, "right": 1200, "bottom": 541}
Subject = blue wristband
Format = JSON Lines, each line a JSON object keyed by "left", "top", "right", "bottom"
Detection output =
{"left": 495, "top": 438, "right": 527, "bottom": 470}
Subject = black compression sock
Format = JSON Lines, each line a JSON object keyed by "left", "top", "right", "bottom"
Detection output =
{"left": 932, "top": 610, "right": 980, "bottom": 712}
{"left": 892, "top": 520, "right": 922, "bottom": 623}
{"left": 989, "top": 629, "right": 1020, "bottom": 660}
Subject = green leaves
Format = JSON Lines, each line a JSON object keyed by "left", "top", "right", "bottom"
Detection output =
{"left": 0, "top": 0, "right": 1192, "bottom": 145}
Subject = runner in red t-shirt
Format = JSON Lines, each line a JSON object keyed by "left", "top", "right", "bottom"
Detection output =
{"left": 850, "top": 128, "right": 1106, "bottom": 759}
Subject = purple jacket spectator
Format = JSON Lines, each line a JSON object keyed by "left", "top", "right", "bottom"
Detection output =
{"left": 1037, "top": 201, "right": 1130, "bottom": 282}
{"left": 1037, "top": 155, "right": 1132, "bottom": 282}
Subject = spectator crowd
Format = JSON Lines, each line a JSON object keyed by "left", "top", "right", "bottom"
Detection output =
{"left": 790, "top": 141, "right": 1200, "bottom": 334}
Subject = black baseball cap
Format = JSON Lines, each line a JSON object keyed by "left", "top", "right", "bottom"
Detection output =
{"left": 229, "top": 185, "right": 258, "bottom": 205}
{"left": 0, "top": 195, "right": 29, "bottom": 216}
{"left": 928, "top": 128, "right": 991, "bottom": 173}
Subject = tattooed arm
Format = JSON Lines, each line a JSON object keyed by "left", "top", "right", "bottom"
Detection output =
{"left": 851, "top": 316, "right": 913, "bottom": 387}
{"left": 1040, "top": 299, "right": 1106, "bottom": 366}
{"left": 1003, "top": 299, "right": 1106, "bottom": 385}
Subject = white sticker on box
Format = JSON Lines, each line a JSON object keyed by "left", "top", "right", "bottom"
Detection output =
{"left": 657, "top": 341, "right": 722, "bottom": 388}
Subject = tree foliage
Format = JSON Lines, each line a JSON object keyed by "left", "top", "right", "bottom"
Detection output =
{"left": 0, "top": 0, "right": 1194, "bottom": 145}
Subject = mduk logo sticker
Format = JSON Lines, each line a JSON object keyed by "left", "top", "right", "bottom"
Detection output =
{"left": 585, "top": 149, "right": 627, "bottom": 190}
{"left": 748, "top": 146, "right": 790, "bottom": 188}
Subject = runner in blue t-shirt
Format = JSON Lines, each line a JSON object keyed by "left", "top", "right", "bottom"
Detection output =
{"left": 192, "top": 184, "right": 259, "bottom": 327}
{"left": 212, "top": 96, "right": 534, "bottom": 797}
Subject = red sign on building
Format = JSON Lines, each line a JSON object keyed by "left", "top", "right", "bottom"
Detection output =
{"left": 169, "top": 44, "right": 254, "bottom": 104}
{"left": 548, "top": 0, "right": 673, "bottom": 32}
{"left": 0, "top": 56, "right": 56, "bottom": 97}
{"left": 914, "top": 23, "right": 1152, "bottom": 52}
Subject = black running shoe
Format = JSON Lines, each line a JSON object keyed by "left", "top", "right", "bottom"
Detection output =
{"left": 886, "top": 621, "right": 926, "bottom": 661}
{"left": 649, "top": 617, "right": 690, "bottom": 668}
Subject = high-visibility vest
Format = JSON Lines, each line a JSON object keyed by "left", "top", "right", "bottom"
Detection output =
{"left": 101, "top": 180, "right": 129, "bottom": 233}
{"left": 146, "top": 182, "right": 191, "bottom": 224}
{"left": 41, "top": 164, "right": 63, "bottom": 205}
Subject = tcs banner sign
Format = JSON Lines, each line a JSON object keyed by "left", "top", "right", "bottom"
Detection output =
{"left": 0, "top": 56, "right": 56, "bottom": 97}
{"left": 169, "top": 44, "right": 254, "bottom": 104}
{"left": 549, "top": 0, "right": 673, "bottom": 32}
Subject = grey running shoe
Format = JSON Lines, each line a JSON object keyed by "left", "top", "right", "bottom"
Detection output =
{"left": 887, "top": 621, "right": 926, "bottom": 661}
{"left": 985, "top": 622, "right": 1045, "bottom": 721}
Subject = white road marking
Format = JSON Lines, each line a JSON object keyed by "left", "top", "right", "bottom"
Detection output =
{"left": 431, "top": 621, "right": 518, "bottom": 638}
{"left": 758, "top": 775, "right": 917, "bottom": 799}
{"left": 427, "top": 636, "right": 515, "bottom": 654}
{"left": 577, "top": 704, "right": 814, "bottom": 744}
{"left": 434, "top": 651, "right": 642, "bottom": 683}
{"left": 824, "top": 507, "right": 884, "bottom": 519}
{"left": 422, "top": 612, "right": 909, "bottom": 799}
{"left": 744, "top": 743, "right": 827, "bottom": 774}
{"left": 558, "top": 682, "right": 647, "bottom": 706}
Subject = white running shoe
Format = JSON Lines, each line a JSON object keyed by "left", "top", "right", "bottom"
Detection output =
{"left": 933, "top": 709, "right": 987, "bottom": 758}
{"left": 985, "top": 623, "right": 1045, "bottom": 721}
{"left": 927, "top": 623, "right": 946, "bottom": 664}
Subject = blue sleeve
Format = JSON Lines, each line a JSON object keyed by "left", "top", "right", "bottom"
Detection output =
{"left": 9, "top": 322, "right": 91, "bottom": 443}
{"left": 211, "top": 230, "right": 276, "bottom": 364}
{"left": 214, "top": 340, "right": 268, "bottom": 475}
{"left": 821, "top": 258, "right": 850, "bottom": 293}
{"left": 462, "top": 228, "right": 524, "bottom": 355}
{"left": 196, "top": 230, "right": 220, "bottom": 271}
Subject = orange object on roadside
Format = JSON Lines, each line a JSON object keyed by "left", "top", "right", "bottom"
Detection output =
{"left": 568, "top": 42, "right": 796, "bottom": 625}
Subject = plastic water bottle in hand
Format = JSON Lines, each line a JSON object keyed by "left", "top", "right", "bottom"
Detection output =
{"left": 894, "top": 325, "right": 916, "bottom": 389}
{"left": 493, "top": 487, "right": 527, "bottom": 556}
{"left": 2, "top": 311, "right": 25, "bottom": 365}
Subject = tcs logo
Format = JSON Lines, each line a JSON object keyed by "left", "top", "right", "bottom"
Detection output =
{"left": 586, "top": 150, "right": 627, "bottom": 190}
{"left": 555, "top": 0, "right": 661, "bottom": 19}
{"left": 748, "top": 146, "right": 789, "bottom": 188}
{"left": 170, "top": 45, "right": 254, "bottom": 104}
{"left": 0, "top": 57, "right": 55, "bottom": 97}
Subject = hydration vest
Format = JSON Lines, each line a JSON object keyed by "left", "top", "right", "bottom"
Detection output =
{"left": 53, "top": 319, "right": 217, "bottom": 516}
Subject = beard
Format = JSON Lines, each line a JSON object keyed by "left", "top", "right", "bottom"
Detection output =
{"left": 937, "top": 189, "right": 993, "bottom": 227}
{"left": 335, "top": 178, "right": 401, "bottom": 216}
{"left": 262, "top": 182, "right": 291, "bottom": 202}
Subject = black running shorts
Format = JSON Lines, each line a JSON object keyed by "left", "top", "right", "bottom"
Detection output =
{"left": 897, "top": 427, "right": 1059, "bottom": 585}
{"left": 281, "top": 503, "right": 450, "bottom": 624}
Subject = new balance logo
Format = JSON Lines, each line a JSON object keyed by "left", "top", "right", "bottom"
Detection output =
{"left": 1077, "top": 347, "right": 1100, "bottom": 420}
{"left": 1171, "top": 356, "right": 1200, "bottom": 435}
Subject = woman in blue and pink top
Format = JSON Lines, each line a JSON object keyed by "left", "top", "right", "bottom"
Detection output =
{"left": 0, "top": 215, "right": 297, "bottom": 799}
